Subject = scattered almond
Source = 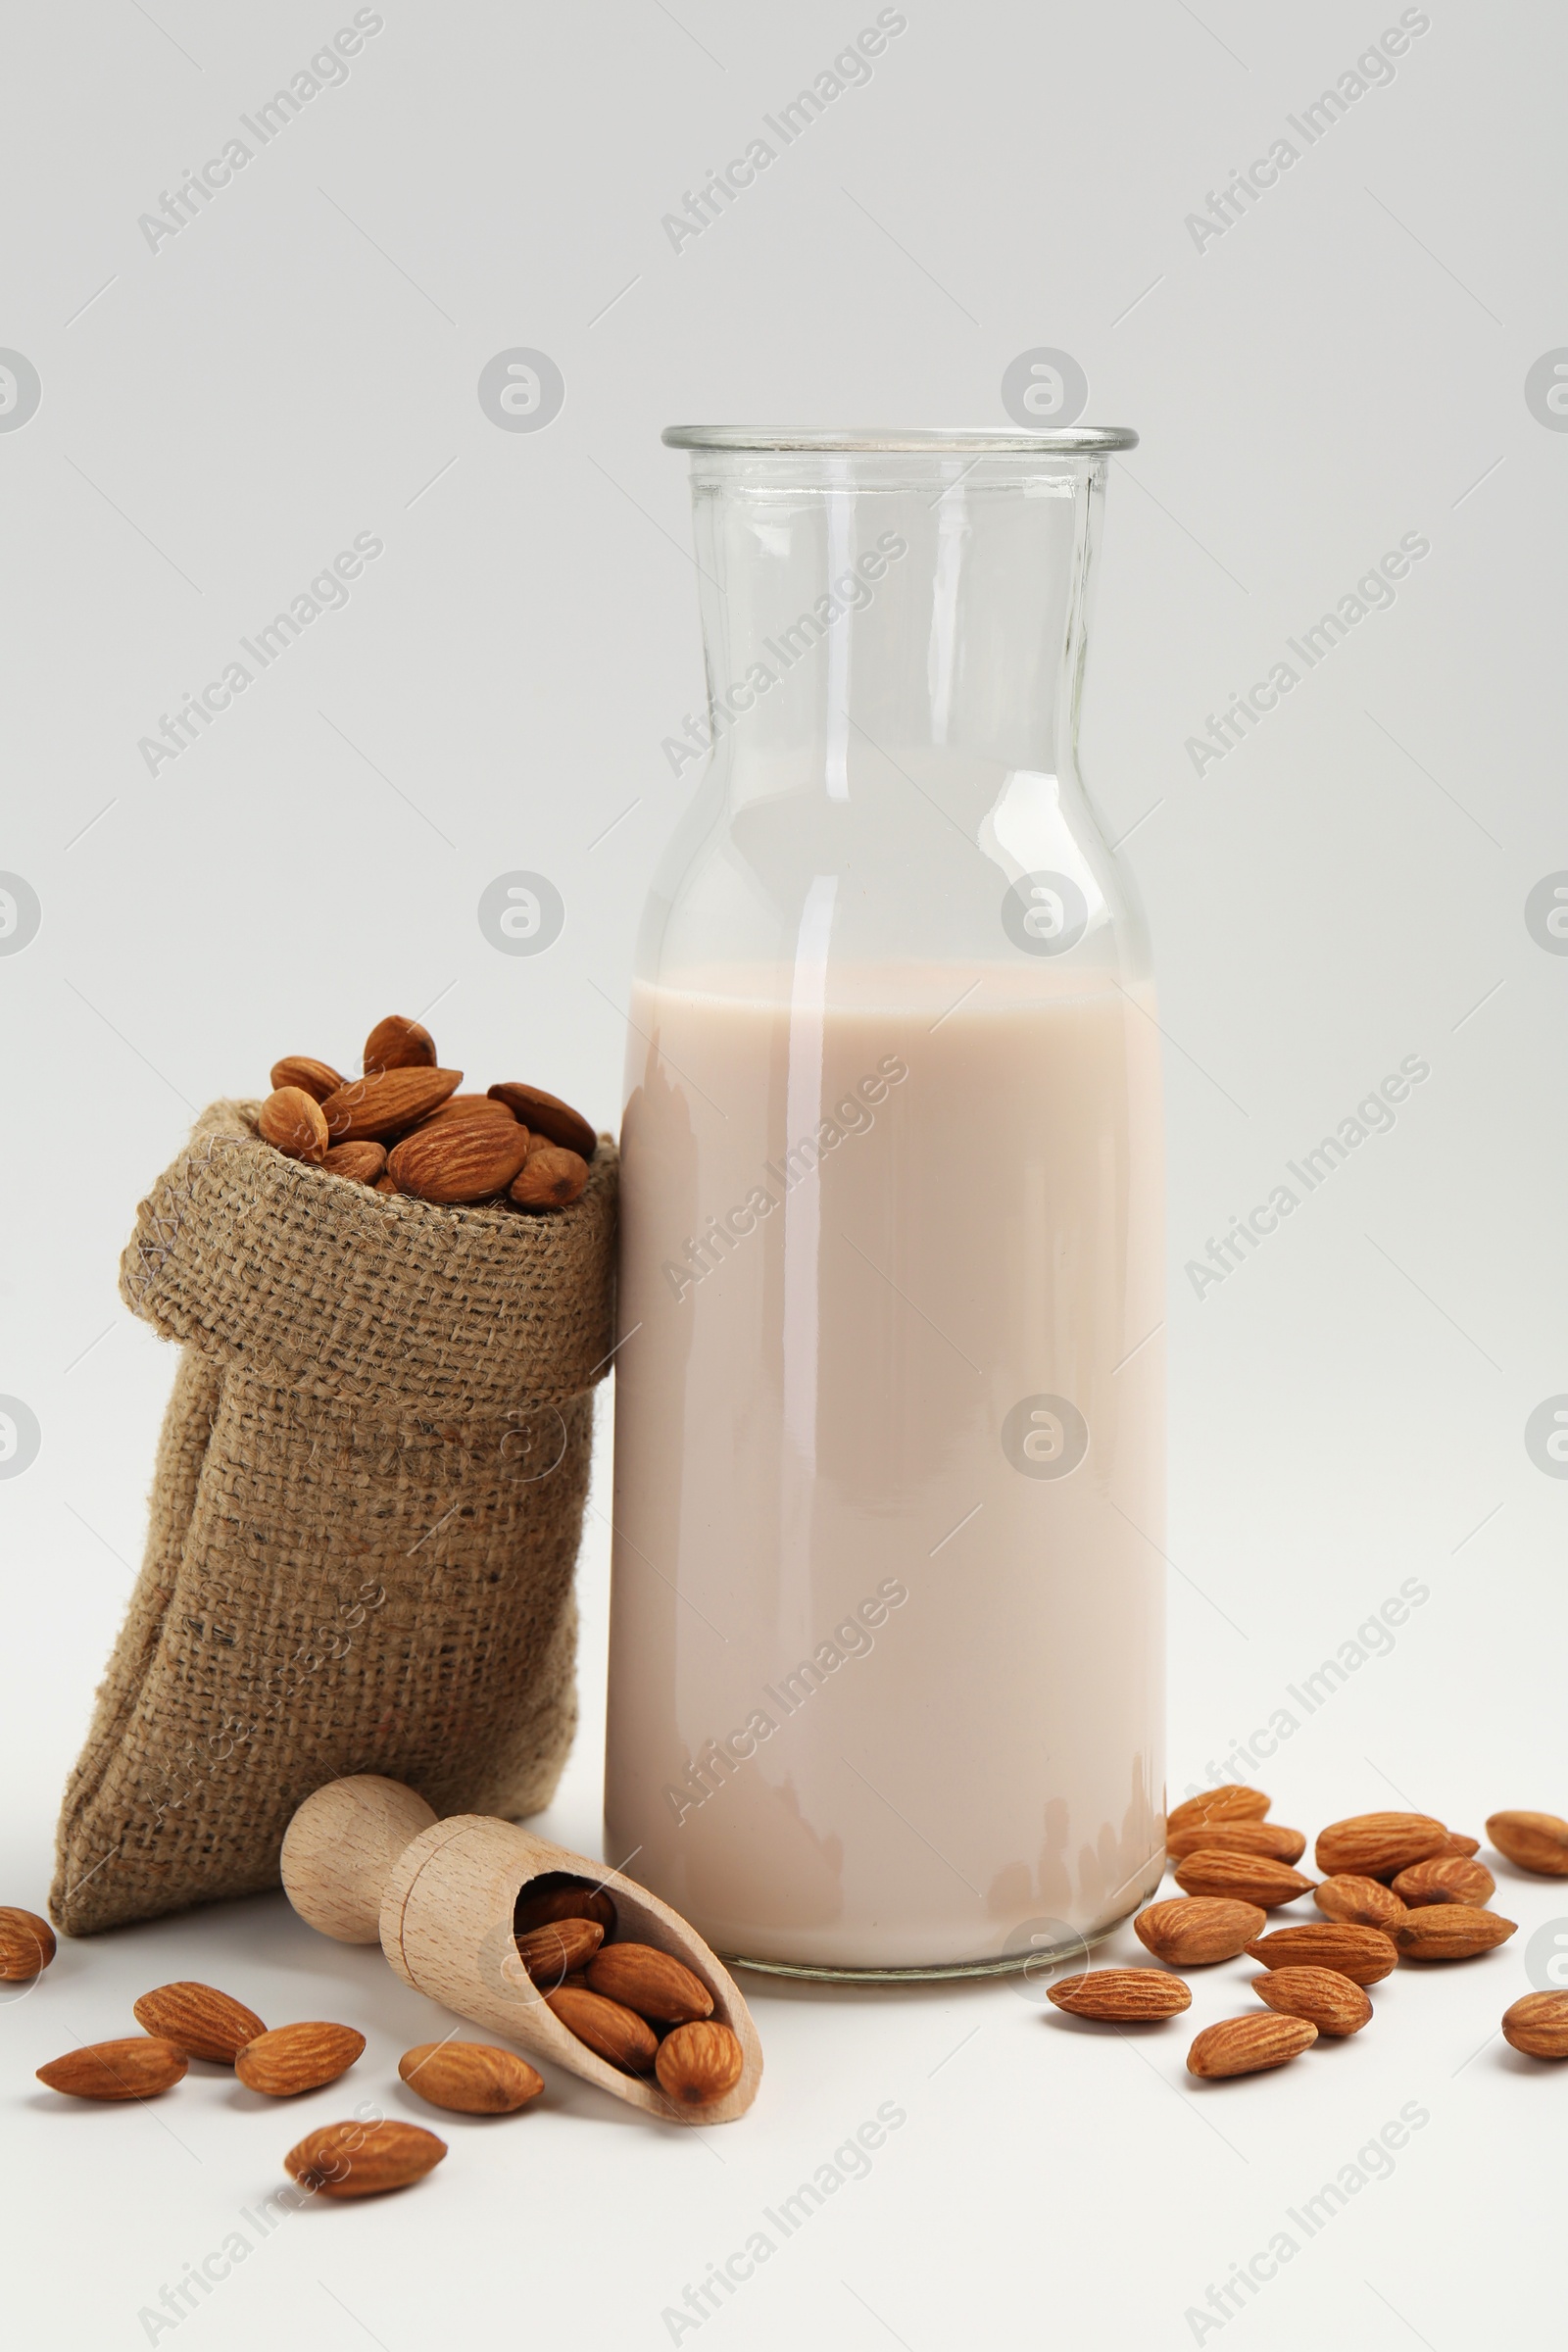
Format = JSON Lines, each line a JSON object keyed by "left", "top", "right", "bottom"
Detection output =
{"left": 319, "top": 1066, "right": 463, "bottom": 1143}
{"left": 1313, "top": 1812, "right": 1449, "bottom": 1881}
{"left": 319, "top": 1140, "right": 386, "bottom": 1184}
{"left": 269, "top": 1055, "right": 343, "bottom": 1102}
{"left": 388, "top": 1120, "right": 531, "bottom": 1204}
{"left": 1246, "top": 1923, "right": 1398, "bottom": 1985}
{"left": 1172, "top": 1852, "right": 1316, "bottom": 1909}
{"left": 1438, "top": 1831, "right": 1482, "bottom": 1858}
{"left": 1501, "top": 1991, "right": 1568, "bottom": 2059}
{"left": 586, "top": 1942, "right": 714, "bottom": 2026}
{"left": 509, "top": 1144, "right": 589, "bottom": 1209}
{"left": 37, "top": 2036, "right": 187, "bottom": 2099}
{"left": 364, "top": 1014, "right": 436, "bottom": 1075}
{"left": 1187, "top": 2014, "right": 1317, "bottom": 2079}
{"left": 1391, "top": 1855, "right": 1495, "bottom": 1908}
{"left": 284, "top": 2118, "right": 446, "bottom": 2197}
{"left": 488, "top": 1082, "right": 596, "bottom": 1160}
{"left": 374, "top": 1173, "right": 399, "bottom": 1194}
{"left": 514, "top": 1917, "right": 606, "bottom": 1986}
{"left": 655, "top": 2021, "right": 746, "bottom": 2107}
{"left": 1392, "top": 1905, "right": 1517, "bottom": 1961}
{"left": 257, "top": 1086, "right": 328, "bottom": 1163}
{"left": 132, "top": 1982, "right": 266, "bottom": 2063}
{"left": 545, "top": 1986, "right": 659, "bottom": 2073}
{"left": 1134, "top": 1897, "right": 1267, "bottom": 1966}
{"left": 399, "top": 2041, "right": 544, "bottom": 2113}
{"left": 1313, "top": 1875, "right": 1408, "bottom": 1931}
{"left": 0, "top": 1906, "right": 56, "bottom": 1980}
{"left": 514, "top": 1877, "right": 617, "bottom": 1937}
{"left": 1486, "top": 1810, "right": 1568, "bottom": 1878}
{"left": 1250, "top": 1966, "right": 1373, "bottom": 2036}
{"left": 1046, "top": 1970, "right": 1192, "bottom": 2021}
{"left": 234, "top": 2023, "right": 366, "bottom": 2096}
{"left": 1166, "top": 1821, "right": 1306, "bottom": 1864}
{"left": 1166, "top": 1786, "right": 1271, "bottom": 1838}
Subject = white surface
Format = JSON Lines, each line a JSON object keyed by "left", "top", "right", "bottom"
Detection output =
{"left": 3, "top": 1, "right": 1566, "bottom": 2345}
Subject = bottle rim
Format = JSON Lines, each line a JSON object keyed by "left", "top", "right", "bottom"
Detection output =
{"left": 662, "top": 424, "right": 1139, "bottom": 454}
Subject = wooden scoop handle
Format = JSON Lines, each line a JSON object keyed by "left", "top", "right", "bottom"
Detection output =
{"left": 280, "top": 1773, "right": 438, "bottom": 1942}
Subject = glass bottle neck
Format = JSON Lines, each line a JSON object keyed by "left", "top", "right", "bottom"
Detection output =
{"left": 685, "top": 449, "right": 1106, "bottom": 808}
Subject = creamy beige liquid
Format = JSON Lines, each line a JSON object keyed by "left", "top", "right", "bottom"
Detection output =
{"left": 606, "top": 961, "right": 1164, "bottom": 1970}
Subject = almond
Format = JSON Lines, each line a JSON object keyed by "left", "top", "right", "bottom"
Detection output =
{"left": 416, "top": 1095, "right": 518, "bottom": 1128}
{"left": 509, "top": 1144, "right": 588, "bottom": 1208}
{"left": 132, "top": 1982, "right": 266, "bottom": 2063}
{"left": 1313, "top": 1812, "right": 1449, "bottom": 1881}
{"left": 1165, "top": 1785, "right": 1271, "bottom": 1838}
{"left": 0, "top": 1905, "right": 56, "bottom": 1980}
{"left": 1172, "top": 1853, "right": 1317, "bottom": 1909}
{"left": 399, "top": 2041, "right": 544, "bottom": 2113}
{"left": 1166, "top": 1822, "right": 1306, "bottom": 1864}
{"left": 37, "top": 2036, "right": 187, "bottom": 2099}
{"left": 284, "top": 2118, "right": 446, "bottom": 2197}
{"left": 320, "top": 1140, "right": 386, "bottom": 1184}
{"left": 487, "top": 1082, "right": 596, "bottom": 1159}
{"left": 320, "top": 1067, "right": 463, "bottom": 1142}
{"left": 1187, "top": 2014, "right": 1317, "bottom": 2079}
{"left": 1392, "top": 1905, "right": 1517, "bottom": 1961}
{"left": 1391, "top": 1855, "right": 1495, "bottom": 1908}
{"left": 655, "top": 2021, "right": 746, "bottom": 2107}
{"left": 374, "top": 1174, "right": 399, "bottom": 1194}
{"left": 1246, "top": 1923, "right": 1398, "bottom": 1984}
{"left": 1438, "top": 1831, "right": 1481, "bottom": 1858}
{"left": 545, "top": 1986, "right": 659, "bottom": 2073}
{"left": 388, "top": 1120, "right": 530, "bottom": 1203}
{"left": 1486, "top": 1810, "right": 1568, "bottom": 1877}
{"left": 1501, "top": 1991, "right": 1568, "bottom": 2059}
{"left": 514, "top": 1877, "right": 616, "bottom": 1937}
{"left": 269, "top": 1055, "right": 344, "bottom": 1102}
{"left": 1046, "top": 1970, "right": 1192, "bottom": 2021}
{"left": 364, "top": 1014, "right": 436, "bottom": 1075}
{"left": 586, "top": 1942, "right": 715, "bottom": 2025}
{"left": 258, "top": 1086, "right": 328, "bottom": 1163}
{"left": 1250, "top": 1966, "right": 1373, "bottom": 2036}
{"left": 1134, "top": 1897, "right": 1266, "bottom": 1966}
{"left": 1313, "top": 1876, "right": 1407, "bottom": 1932}
{"left": 234, "top": 2023, "right": 366, "bottom": 2096}
{"left": 514, "top": 1917, "right": 606, "bottom": 1986}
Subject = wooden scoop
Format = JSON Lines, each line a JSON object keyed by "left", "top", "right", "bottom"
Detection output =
{"left": 279, "top": 1774, "right": 761, "bottom": 2124}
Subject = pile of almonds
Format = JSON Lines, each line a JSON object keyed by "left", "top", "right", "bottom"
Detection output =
{"left": 512, "top": 1872, "right": 746, "bottom": 2109}
{"left": 1047, "top": 1799, "right": 1568, "bottom": 2077}
{"left": 257, "top": 1012, "right": 597, "bottom": 1210}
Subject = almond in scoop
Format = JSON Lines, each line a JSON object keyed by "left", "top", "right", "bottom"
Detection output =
{"left": 656, "top": 2022, "right": 745, "bottom": 2106}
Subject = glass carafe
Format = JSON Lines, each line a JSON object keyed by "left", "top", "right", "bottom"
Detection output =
{"left": 606, "top": 426, "right": 1163, "bottom": 1977}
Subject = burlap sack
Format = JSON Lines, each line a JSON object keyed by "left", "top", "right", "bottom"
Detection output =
{"left": 52, "top": 1100, "right": 616, "bottom": 1936}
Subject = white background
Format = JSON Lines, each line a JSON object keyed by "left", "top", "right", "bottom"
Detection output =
{"left": 2, "top": 2, "right": 1566, "bottom": 2345}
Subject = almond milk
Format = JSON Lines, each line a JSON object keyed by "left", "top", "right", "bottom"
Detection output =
{"left": 606, "top": 958, "right": 1164, "bottom": 1972}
